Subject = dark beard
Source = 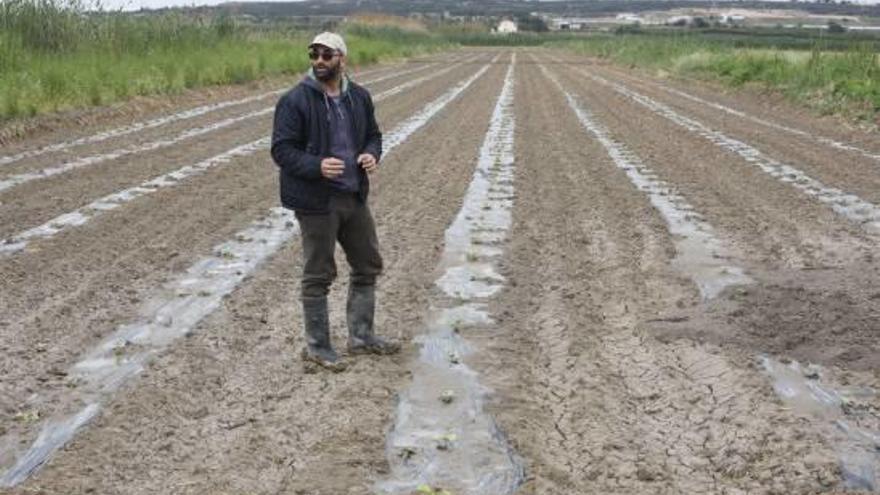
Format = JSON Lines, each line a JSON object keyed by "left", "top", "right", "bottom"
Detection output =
{"left": 314, "top": 64, "right": 339, "bottom": 83}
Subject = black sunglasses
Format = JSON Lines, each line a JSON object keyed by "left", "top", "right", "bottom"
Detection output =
{"left": 308, "top": 49, "right": 337, "bottom": 62}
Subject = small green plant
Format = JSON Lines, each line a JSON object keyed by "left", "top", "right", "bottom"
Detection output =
{"left": 416, "top": 484, "right": 453, "bottom": 495}
{"left": 13, "top": 410, "right": 40, "bottom": 423}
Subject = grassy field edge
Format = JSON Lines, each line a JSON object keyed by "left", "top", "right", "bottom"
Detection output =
{"left": 553, "top": 31, "right": 880, "bottom": 125}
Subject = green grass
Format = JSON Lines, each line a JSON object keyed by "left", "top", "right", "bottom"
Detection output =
{"left": 0, "top": 35, "right": 311, "bottom": 118}
{"left": 0, "top": 1, "right": 451, "bottom": 121}
{"left": 554, "top": 31, "right": 880, "bottom": 121}
{"left": 342, "top": 25, "right": 454, "bottom": 70}
{"left": 4, "top": 0, "right": 878, "bottom": 123}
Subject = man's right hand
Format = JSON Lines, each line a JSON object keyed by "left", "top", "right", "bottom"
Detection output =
{"left": 321, "top": 157, "right": 344, "bottom": 179}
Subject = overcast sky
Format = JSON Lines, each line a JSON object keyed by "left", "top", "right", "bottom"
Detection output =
{"left": 103, "top": 0, "right": 300, "bottom": 12}
{"left": 102, "top": 0, "right": 879, "bottom": 12}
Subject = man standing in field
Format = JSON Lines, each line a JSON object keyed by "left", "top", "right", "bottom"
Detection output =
{"left": 270, "top": 32, "right": 400, "bottom": 371}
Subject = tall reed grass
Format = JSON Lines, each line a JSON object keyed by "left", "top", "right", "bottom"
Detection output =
{"left": 557, "top": 32, "right": 880, "bottom": 121}
{"left": 0, "top": 3, "right": 449, "bottom": 121}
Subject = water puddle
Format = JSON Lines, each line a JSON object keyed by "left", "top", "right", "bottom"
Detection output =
{"left": 379, "top": 55, "right": 524, "bottom": 495}
{"left": 538, "top": 61, "right": 751, "bottom": 300}
{"left": 762, "top": 357, "right": 880, "bottom": 491}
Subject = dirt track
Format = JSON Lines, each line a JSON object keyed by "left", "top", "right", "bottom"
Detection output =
{"left": 1, "top": 48, "right": 879, "bottom": 494}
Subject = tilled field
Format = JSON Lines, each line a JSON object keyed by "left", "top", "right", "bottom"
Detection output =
{"left": 0, "top": 48, "right": 878, "bottom": 494}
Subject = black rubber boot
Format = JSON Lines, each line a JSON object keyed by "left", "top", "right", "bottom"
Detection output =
{"left": 301, "top": 296, "right": 346, "bottom": 372}
{"left": 347, "top": 285, "right": 401, "bottom": 356}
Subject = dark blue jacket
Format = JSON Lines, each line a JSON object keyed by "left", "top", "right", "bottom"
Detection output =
{"left": 271, "top": 73, "right": 382, "bottom": 213}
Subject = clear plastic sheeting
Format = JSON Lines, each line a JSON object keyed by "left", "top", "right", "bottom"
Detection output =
{"left": 0, "top": 139, "right": 270, "bottom": 255}
{"left": 0, "top": 54, "right": 490, "bottom": 488}
{"left": 654, "top": 83, "right": 880, "bottom": 165}
{"left": 379, "top": 54, "right": 525, "bottom": 495}
{"left": 763, "top": 357, "right": 880, "bottom": 492}
{"left": 0, "top": 59, "right": 468, "bottom": 257}
{"left": 0, "top": 60, "right": 434, "bottom": 169}
{"left": 0, "top": 208, "right": 298, "bottom": 487}
{"left": 0, "top": 107, "right": 275, "bottom": 193}
{"left": 539, "top": 61, "right": 751, "bottom": 301}
{"left": 577, "top": 67, "right": 880, "bottom": 235}
{"left": 372, "top": 61, "right": 463, "bottom": 101}
{"left": 0, "top": 59, "right": 450, "bottom": 194}
{"left": 382, "top": 56, "right": 497, "bottom": 153}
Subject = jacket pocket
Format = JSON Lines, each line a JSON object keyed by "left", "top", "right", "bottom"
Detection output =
{"left": 281, "top": 170, "right": 330, "bottom": 212}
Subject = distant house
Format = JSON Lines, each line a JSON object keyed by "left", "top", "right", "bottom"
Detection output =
{"left": 616, "top": 13, "right": 642, "bottom": 24}
{"left": 667, "top": 15, "right": 694, "bottom": 27}
{"left": 720, "top": 14, "right": 746, "bottom": 26}
{"left": 549, "top": 17, "right": 589, "bottom": 30}
{"left": 496, "top": 19, "right": 518, "bottom": 34}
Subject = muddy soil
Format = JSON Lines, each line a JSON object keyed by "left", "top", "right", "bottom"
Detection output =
{"left": 0, "top": 57, "right": 491, "bottom": 406}
{"left": 545, "top": 58, "right": 874, "bottom": 271}
{"left": 541, "top": 52, "right": 880, "bottom": 373}
{"left": 0, "top": 53, "right": 461, "bottom": 147}
{"left": 651, "top": 264, "right": 880, "bottom": 373}
{"left": 465, "top": 56, "right": 842, "bottom": 495}
{"left": 1, "top": 53, "right": 508, "bottom": 494}
{"left": 2, "top": 48, "right": 879, "bottom": 494}
{"left": 0, "top": 60, "right": 478, "bottom": 240}
{"left": 584, "top": 60, "right": 880, "bottom": 206}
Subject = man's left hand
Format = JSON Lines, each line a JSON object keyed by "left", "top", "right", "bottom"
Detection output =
{"left": 358, "top": 153, "right": 378, "bottom": 174}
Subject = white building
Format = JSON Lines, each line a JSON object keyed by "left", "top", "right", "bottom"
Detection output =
{"left": 497, "top": 19, "right": 518, "bottom": 33}
{"left": 616, "top": 13, "right": 643, "bottom": 24}
{"left": 720, "top": 14, "right": 746, "bottom": 25}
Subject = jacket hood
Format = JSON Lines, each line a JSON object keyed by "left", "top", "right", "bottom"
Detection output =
{"left": 302, "top": 68, "right": 351, "bottom": 95}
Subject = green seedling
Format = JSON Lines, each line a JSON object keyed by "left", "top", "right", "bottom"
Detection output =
{"left": 434, "top": 433, "right": 458, "bottom": 451}
{"left": 440, "top": 390, "right": 456, "bottom": 404}
{"left": 112, "top": 338, "right": 132, "bottom": 355}
{"left": 451, "top": 320, "right": 462, "bottom": 334}
{"left": 399, "top": 446, "right": 417, "bottom": 463}
{"left": 416, "top": 484, "right": 452, "bottom": 495}
{"left": 13, "top": 410, "right": 40, "bottom": 423}
{"left": 448, "top": 352, "right": 460, "bottom": 365}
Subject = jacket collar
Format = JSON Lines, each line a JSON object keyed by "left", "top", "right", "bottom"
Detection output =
{"left": 303, "top": 68, "right": 350, "bottom": 95}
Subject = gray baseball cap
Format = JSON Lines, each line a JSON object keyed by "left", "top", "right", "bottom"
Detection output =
{"left": 309, "top": 32, "right": 347, "bottom": 56}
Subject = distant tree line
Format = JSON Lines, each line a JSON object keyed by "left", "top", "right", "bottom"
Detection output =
{"left": 206, "top": 0, "right": 880, "bottom": 22}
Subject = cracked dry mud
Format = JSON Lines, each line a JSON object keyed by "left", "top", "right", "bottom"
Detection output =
{"left": 1, "top": 48, "right": 879, "bottom": 494}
